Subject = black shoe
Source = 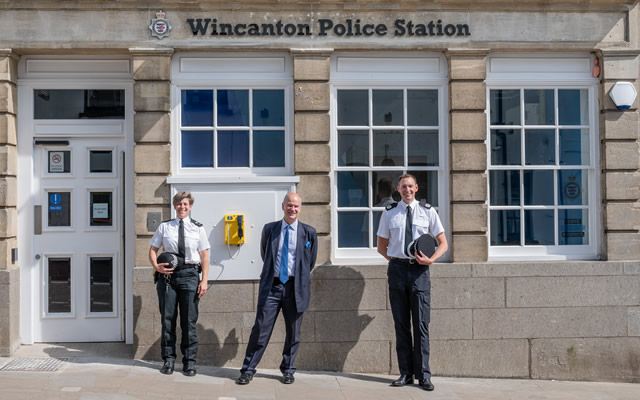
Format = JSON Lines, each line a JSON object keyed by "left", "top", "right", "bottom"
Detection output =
{"left": 419, "top": 378, "right": 435, "bottom": 391}
{"left": 160, "top": 360, "right": 174, "bottom": 375}
{"left": 281, "top": 372, "right": 295, "bottom": 384}
{"left": 391, "top": 375, "right": 413, "bottom": 386}
{"left": 236, "top": 373, "right": 253, "bottom": 385}
{"left": 183, "top": 367, "right": 196, "bottom": 377}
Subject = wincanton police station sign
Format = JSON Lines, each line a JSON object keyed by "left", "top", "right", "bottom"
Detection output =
{"left": 185, "top": 17, "right": 471, "bottom": 38}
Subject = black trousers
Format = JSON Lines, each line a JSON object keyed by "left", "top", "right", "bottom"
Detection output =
{"left": 156, "top": 267, "right": 200, "bottom": 367}
{"left": 387, "top": 259, "right": 431, "bottom": 380}
{"left": 240, "top": 279, "right": 303, "bottom": 376}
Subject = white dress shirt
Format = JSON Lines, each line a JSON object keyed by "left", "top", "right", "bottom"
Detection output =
{"left": 377, "top": 200, "right": 444, "bottom": 259}
{"left": 275, "top": 219, "right": 298, "bottom": 278}
{"left": 149, "top": 217, "right": 210, "bottom": 264}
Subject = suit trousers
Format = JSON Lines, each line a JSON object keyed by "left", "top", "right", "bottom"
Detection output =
{"left": 241, "top": 279, "right": 304, "bottom": 376}
{"left": 387, "top": 259, "right": 431, "bottom": 380}
{"left": 156, "top": 267, "right": 200, "bottom": 368}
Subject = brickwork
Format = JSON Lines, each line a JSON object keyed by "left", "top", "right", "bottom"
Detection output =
{"left": 601, "top": 50, "right": 640, "bottom": 260}
{"left": 0, "top": 49, "right": 19, "bottom": 356}
{"left": 292, "top": 50, "right": 332, "bottom": 265}
{"left": 447, "top": 49, "right": 489, "bottom": 262}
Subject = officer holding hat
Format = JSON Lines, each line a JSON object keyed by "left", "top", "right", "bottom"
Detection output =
{"left": 376, "top": 174, "right": 448, "bottom": 391}
{"left": 149, "top": 191, "right": 210, "bottom": 377}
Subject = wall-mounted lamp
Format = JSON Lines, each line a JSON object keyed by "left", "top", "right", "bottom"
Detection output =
{"left": 609, "top": 82, "right": 637, "bottom": 110}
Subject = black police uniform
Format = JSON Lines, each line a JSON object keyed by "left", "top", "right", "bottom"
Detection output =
{"left": 376, "top": 200, "right": 445, "bottom": 383}
{"left": 150, "top": 217, "right": 209, "bottom": 372}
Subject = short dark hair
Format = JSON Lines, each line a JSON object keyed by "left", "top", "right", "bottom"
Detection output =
{"left": 397, "top": 174, "right": 417, "bottom": 185}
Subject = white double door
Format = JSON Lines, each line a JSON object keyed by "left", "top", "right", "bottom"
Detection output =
{"left": 33, "top": 137, "right": 123, "bottom": 342}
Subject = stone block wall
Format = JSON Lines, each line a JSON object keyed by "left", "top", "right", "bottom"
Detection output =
{"left": 292, "top": 49, "right": 332, "bottom": 265}
{"left": 601, "top": 50, "right": 640, "bottom": 260}
{"left": 131, "top": 48, "right": 174, "bottom": 352}
{"left": 134, "top": 261, "right": 640, "bottom": 382}
{"left": 0, "top": 49, "right": 19, "bottom": 357}
{"left": 447, "top": 49, "right": 489, "bottom": 262}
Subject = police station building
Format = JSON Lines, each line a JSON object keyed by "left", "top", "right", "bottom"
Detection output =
{"left": 1, "top": 0, "right": 639, "bottom": 382}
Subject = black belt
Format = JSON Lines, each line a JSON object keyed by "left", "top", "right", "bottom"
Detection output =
{"left": 175, "top": 263, "right": 200, "bottom": 271}
{"left": 390, "top": 257, "right": 417, "bottom": 265}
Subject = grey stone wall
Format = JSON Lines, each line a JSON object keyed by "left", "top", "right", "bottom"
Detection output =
{"left": 134, "top": 261, "right": 640, "bottom": 382}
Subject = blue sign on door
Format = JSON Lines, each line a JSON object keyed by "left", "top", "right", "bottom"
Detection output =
{"left": 49, "top": 193, "right": 62, "bottom": 211}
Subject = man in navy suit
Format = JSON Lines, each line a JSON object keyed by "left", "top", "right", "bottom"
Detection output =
{"left": 236, "top": 192, "right": 318, "bottom": 385}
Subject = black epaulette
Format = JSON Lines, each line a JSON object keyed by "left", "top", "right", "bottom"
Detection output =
{"left": 385, "top": 202, "right": 398, "bottom": 211}
{"left": 162, "top": 219, "right": 172, "bottom": 223}
{"left": 191, "top": 218, "right": 203, "bottom": 227}
{"left": 420, "top": 202, "right": 432, "bottom": 209}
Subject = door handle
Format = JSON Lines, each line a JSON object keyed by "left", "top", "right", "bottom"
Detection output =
{"left": 34, "top": 205, "right": 42, "bottom": 235}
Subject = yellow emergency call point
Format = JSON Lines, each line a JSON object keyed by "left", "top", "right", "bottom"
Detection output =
{"left": 224, "top": 214, "right": 245, "bottom": 245}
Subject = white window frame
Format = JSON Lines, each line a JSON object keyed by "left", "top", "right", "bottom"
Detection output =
{"left": 486, "top": 53, "right": 600, "bottom": 260}
{"left": 171, "top": 53, "right": 294, "bottom": 178}
{"left": 330, "top": 52, "right": 450, "bottom": 264}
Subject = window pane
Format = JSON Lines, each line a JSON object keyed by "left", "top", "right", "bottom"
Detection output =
{"left": 524, "top": 170, "right": 554, "bottom": 205}
{"left": 559, "top": 129, "right": 589, "bottom": 165}
{"left": 182, "top": 90, "right": 213, "bottom": 126}
{"left": 218, "top": 130, "right": 249, "bottom": 167}
{"left": 35, "top": 89, "right": 124, "bottom": 119}
{"left": 525, "top": 129, "right": 555, "bottom": 165}
{"left": 48, "top": 258, "right": 71, "bottom": 313}
{"left": 373, "top": 171, "right": 401, "bottom": 207}
{"left": 90, "top": 257, "right": 113, "bottom": 313}
{"left": 558, "top": 169, "right": 587, "bottom": 205}
{"left": 489, "top": 170, "right": 520, "bottom": 206}
{"left": 90, "top": 192, "right": 112, "bottom": 227}
{"left": 525, "top": 210, "right": 554, "bottom": 245}
{"left": 338, "top": 130, "right": 369, "bottom": 167}
{"left": 48, "top": 150, "right": 71, "bottom": 173}
{"left": 409, "top": 170, "right": 439, "bottom": 206}
{"left": 373, "top": 130, "right": 403, "bottom": 166}
{"left": 490, "top": 89, "right": 521, "bottom": 125}
{"left": 524, "top": 89, "right": 554, "bottom": 125}
{"left": 253, "top": 130, "right": 284, "bottom": 167}
{"left": 337, "top": 171, "right": 368, "bottom": 207}
{"left": 559, "top": 209, "right": 589, "bottom": 245}
{"left": 407, "top": 90, "right": 438, "bottom": 126}
{"left": 490, "top": 210, "right": 520, "bottom": 246}
{"left": 408, "top": 130, "right": 438, "bottom": 166}
{"left": 338, "top": 90, "right": 368, "bottom": 126}
{"left": 491, "top": 129, "right": 521, "bottom": 165}
{"left": 48, "top": 192, "right": 71, "bottom": 227}
{"left": 218, "top": 90, "right": 249, "bottom": 126}
{"left": 182, "top": 131, "right": 213, "bottom": 167}
{"left": 338, "top": 211, "right": 368, "bottom": 248}
{"left": 373, "top": 211, "right": 383, "bottom": 247}
{"left": 89, "top": 150, "right": 112, "bottom": 173}
{"left": 373, "top": 90, "right": 403, "bottom": 126}
{"left": 559, "top": 89, "right": 588, "bottom": 125}
{"left": 253, "top": 90, "right": 284, "bottom": 127}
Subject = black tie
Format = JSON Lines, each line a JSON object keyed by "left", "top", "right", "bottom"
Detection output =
{"left": 178, "top": 219, "right": 185, "bottom": 259}
{"left": 404, "top": 205, "right": 413, "bottom": 257}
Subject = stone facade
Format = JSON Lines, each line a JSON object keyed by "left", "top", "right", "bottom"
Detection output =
{"left": 1, "top": 0, "right": 640, "bottom": 383}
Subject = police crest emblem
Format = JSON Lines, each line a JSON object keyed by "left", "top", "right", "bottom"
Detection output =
{"left": 149, "top": 10, "right": 172, "bottom": 39}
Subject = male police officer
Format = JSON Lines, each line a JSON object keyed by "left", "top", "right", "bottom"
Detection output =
{"left": 376, "top": 174, "right": 448, "bottom": 391}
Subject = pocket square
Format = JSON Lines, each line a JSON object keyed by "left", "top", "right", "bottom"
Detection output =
{"left": 305, "top": 241, "right": 311, "bottom": 248}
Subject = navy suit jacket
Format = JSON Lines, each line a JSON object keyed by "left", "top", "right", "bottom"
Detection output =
{"left": 257, "top": 220, "right": 318, "bottom": 313}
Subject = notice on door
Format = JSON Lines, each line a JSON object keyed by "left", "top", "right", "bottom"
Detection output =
{"left": 92, "top": 203, "right": 109, "bottom": 219}
{"left": 49, "top": 151, "right": 65, "bottom": 173}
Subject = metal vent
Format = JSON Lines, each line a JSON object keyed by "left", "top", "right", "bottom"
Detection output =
{"left": 0, "top": 358, "right": 67, "bottom": 372}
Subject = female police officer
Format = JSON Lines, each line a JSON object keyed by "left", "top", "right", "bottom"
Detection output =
{"left": 149, "top": 191, "right": 210, "bottom": 377}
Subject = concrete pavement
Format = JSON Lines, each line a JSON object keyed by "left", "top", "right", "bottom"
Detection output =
{"left": 1, "top": 343, "right": 639, "bottom": 399}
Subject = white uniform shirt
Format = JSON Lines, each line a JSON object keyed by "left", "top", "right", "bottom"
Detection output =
{"left": 274, "top": 219, "right": 298, "bottom": 278}
{"left": 150, "top": 217, "right": 210, "bottom": 264}
{"left": 377, "top": 200, "right": 444, "bottom": 259}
